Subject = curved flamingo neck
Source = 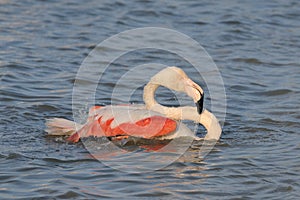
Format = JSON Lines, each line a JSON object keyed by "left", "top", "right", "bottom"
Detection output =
{"left": 143, "top": 82, "right": 180, "bottom": 119}
{"left": 182, "top": 108, "right": 222, "bottom": 140}
{"left": 143, "top": 83, "right": 159, "bottom": 109}
{"left": 143, "top": 82, "right": 221, "bottom": 140}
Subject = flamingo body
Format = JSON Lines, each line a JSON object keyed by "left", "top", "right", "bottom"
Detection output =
{"left": 47, "top": 105, "right": 179, "bottom": 143}
{"left": 45, "top": 66, "right": 222, "bottom": 142}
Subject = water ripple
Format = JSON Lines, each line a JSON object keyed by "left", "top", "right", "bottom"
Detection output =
{"left": 0, "top": 0, "right": 299, "bottom": 199}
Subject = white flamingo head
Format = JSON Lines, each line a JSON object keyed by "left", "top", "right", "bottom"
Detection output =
{"left": 147, "top": 66, "right": 204, "bottom": 114}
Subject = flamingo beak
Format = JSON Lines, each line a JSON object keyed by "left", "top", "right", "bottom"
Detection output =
{"left": 184, "top": 79, "right": 204, "bottom": 114}
{"left": 196, "top": 92, "right": 204, "bottom": 114}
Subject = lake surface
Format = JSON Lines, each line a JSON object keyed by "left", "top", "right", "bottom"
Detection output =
{"left": 1, "top": 0, "right": 300, "bottom": 199}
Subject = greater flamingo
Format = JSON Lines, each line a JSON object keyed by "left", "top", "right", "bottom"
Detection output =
{"left": 45, "top": 67, "right": 221, "bottom": 142}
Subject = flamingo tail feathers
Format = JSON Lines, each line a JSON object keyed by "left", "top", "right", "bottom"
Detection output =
{"left": 45, "top": 118, "right": 83, "bottom": 136}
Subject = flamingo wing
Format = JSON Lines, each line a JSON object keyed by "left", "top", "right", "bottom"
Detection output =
{"left": 67, "top": 105, "right": 177, "bottom": 142}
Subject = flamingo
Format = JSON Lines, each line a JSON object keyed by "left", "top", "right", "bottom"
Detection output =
{"left": 45, "top": 67, "right": 222, "bottom": 142}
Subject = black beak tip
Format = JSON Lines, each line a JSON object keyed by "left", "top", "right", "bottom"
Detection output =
{"left": 196, "top": 94, "right": 204, "bottom": 114}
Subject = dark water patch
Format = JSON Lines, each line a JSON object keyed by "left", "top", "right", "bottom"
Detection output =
{"left": 2, "top": 63, "right": 32, "bottom": 71}
{"left": 31, "top": 104, "right": 60, "bottom": 112}
{"left": 249, "top": 81, "right": 267, "bottom": 88}
{"left": 0, "top": 90, "right": 62, "bottom": 102}
{"left": 42, "top": 157, "right": 95, "bottom": 164}
{"left": 229, "top": 84, "right": 253, "bottom": 92}
{"left": 220, "top": 20, "right": 242, "bottom": 25}
{"left": 134, "top": 191, "right": 172, "bottom": 197}
{"left": 4, "top": 153, "right": 25, "bottom": 160}
{"left": 179, "top": 20, "right": 209, "bottom": 26}
{"left": 128, "top": 10, "right": 159, "bottom": 18}
{"left": 251, "top": 89, "right": 294, "bottom": 97}
{"left": 232, "top": 58, "right": 264, "bottom": 65}
{"left": 56, "top": 191, "right": 86, "bottom": 199}
{"left": 259, "top": 118, "right": 298, "bottom": 129}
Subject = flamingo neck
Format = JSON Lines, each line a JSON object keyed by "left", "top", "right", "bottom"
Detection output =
{"left": 197, "top": 109, "right": 222, "bottom": 140}
{"left": 143, "top": 82, "right": 182, "bottom": 119}
{"left": 143, "top": 83, "right": 159, "bottom": 109}
{"left": 173, "top": 107, "right": 221, "bottom": 140}
{"left": 143, "top": 83, "right": 221, "bottom": 140}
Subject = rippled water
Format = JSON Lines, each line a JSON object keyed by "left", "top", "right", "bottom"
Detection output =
{"left": 1, "top": 0, "right": 300, "bottom": 199}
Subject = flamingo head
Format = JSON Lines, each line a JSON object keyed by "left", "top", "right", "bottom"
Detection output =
{"left": 149, "top": 66, "right": 205, "bottom": 114}
{"left": 184, "top": 78, "right": 204, "bottom": 114}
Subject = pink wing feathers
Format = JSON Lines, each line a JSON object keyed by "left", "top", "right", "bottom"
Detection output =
{"left": 66, "top": 105, "right": 177, "bottom": 142}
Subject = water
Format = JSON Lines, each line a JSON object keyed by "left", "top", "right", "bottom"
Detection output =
{"left": 1, "top": 0, "right": 300, "bottom": 199}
